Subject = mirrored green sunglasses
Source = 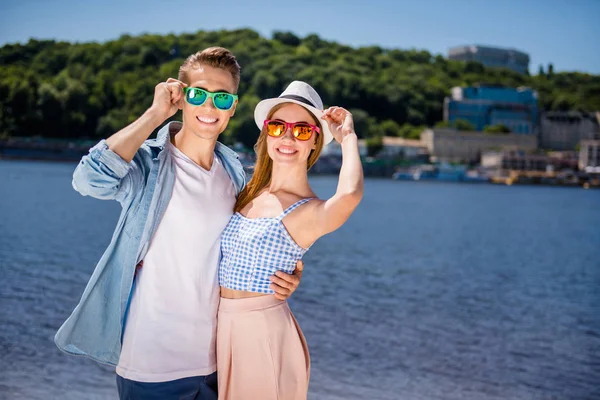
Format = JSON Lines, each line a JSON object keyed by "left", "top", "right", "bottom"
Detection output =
{"left": 183, "top": 87, "right": 238, "bottom": 111}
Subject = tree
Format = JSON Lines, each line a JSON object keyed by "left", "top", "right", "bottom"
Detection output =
{"left": 348, "top": 108, "right": 376, "bottom": 138}
{"left": 273, "top": 31, "right": 300, "bottom": 47}
{"left": 0, "top": 29, "right": 598, "bottom": 143}
{"left": 365, "top": 136, "right": 383, "bottom": 157}
{"left": 226, "top": 93, "right": 261, "bottom": 149}
{"left": 378, "top": 119, "right": 401, "bottom": 137}
{"left": 484, "top": 124, "right": 511, "bottom": 134}
{"left": 464, "top": 61, "right": 485, "bottom": 74}
{"left": 406, "top": 107, "right": 425, "bottom": 125}
{"left": 453, "top": 119, "right": 476, "bottom": 131}
{"left": 398, "top": 124, "right": 425, "bottom": 139}
{"left": 552, "top": 95, "right": 576, "bottom": 111}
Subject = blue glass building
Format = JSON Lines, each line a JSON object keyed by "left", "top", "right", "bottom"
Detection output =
{"left": 444, "top": 85, "right": 538, "bottom": 134}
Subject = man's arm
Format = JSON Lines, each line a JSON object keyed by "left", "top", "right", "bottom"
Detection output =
{"left": 72, "top": 79, "right": 186, "bottom": 201}
{"left": 105, "top": 78, "right": 185, "bottom": 162}
{"left": 270, "top": 260, "right": 304, "bottom": 301}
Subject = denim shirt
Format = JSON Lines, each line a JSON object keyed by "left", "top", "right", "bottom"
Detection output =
{"left": 54, "top": 121, "right": 246, "bottom": 366}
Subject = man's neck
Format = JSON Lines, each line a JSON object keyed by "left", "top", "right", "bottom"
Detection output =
{"left": 172, "top": 127, "right": 218, "bottom": 170}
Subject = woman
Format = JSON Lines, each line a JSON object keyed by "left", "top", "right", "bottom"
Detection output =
{"left": 217, "top": 81, "right": 364, "bottom": 400}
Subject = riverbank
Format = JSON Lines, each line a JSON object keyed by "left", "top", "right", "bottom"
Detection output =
{"left": 0, "top": 138, "right": 95, "bottom": 162}
{"left": 3, "top": 138, "right": 599, "bottom": 188}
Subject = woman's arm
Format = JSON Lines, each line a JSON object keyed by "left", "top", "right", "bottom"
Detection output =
{"left": 313, "top": 107, "right": 364, "bottom": 236}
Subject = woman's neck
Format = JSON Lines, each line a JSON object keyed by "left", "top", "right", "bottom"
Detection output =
{"left": 268, "top": 163, "right": 311, "bottom": 195}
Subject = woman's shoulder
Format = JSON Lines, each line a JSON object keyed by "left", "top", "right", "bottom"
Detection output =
{"left": 241, "top": 188, "right": 324, "bottom": 218}
{"left": 280, "top": 191, "right": 322, "bottom": 208}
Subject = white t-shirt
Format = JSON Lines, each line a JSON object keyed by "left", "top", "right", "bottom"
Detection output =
{"left": 116, "top": 141, "right": 236, "bottom": 382}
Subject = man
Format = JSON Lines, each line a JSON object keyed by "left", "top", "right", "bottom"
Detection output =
{"left": 55, "top": 47, "right": 303, "bottom": 399}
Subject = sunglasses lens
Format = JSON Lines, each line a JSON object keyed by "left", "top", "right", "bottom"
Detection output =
{"left": 266, "top": 121, "right": 286, "bottom": 137}
{"left": 213, "top": 93, "right": 235, "bottom": 110}
{"left": 186, "top": 88, "right": 207, "bottom": 106}
{"left": 293, "top": 124, "right": 314, "bottom": 141}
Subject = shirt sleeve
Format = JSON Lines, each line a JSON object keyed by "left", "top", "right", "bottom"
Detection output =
{"left": 72, "top": 139, "right": 144, "bottom": 203}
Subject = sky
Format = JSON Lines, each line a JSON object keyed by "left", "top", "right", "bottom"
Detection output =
{"left": 1, "top": 0, "right": 599, "bottom": 74}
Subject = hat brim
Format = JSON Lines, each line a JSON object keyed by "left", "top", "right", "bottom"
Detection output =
{"left": 254, "top": 98, "right": 334, "bottom": 145}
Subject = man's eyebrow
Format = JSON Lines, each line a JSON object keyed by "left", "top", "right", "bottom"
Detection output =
{"left": 190, "top": 85, "right": 233, "bottom": 94}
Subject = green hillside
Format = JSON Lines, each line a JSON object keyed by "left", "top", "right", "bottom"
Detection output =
{"left": 2, "top": 29, "right": 599, "bottom": 147}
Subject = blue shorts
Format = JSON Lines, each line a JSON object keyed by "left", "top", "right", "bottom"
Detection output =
{"left": 116, "top": 372, "right": 218, "bottom": 400}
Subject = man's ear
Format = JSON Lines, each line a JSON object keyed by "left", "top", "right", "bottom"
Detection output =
{"left": 229, "top": 100, "right": 238, "bottom": 117}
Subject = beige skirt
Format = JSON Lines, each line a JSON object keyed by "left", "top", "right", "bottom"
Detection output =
{"left": 217, "top": 295, "right": 310, "bottom": 400}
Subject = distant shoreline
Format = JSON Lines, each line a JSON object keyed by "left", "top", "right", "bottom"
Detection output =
{"left": 2, "top": 140, "right": 598, "bottom": 189}
{"left": 0, "top": 138, "right": 93, "bottom": 162}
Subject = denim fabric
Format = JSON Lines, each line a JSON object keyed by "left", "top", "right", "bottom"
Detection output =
{"left": 117, "top": 372, "right": 218, "bottom": 400}
{"left": 54, "top": 121, "right": 246, "bottom": 366}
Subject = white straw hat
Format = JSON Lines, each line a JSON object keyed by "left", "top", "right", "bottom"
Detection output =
{"left": 254, "top": 81, "right": 333, "bottom": 144}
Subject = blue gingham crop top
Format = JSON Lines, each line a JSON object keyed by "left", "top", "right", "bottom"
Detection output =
{"left": 218, "top": 198, "right": 314, "bottom": 294}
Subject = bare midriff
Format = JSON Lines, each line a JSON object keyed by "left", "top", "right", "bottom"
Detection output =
{"left": 220, "top": 287, "right": 270, "bottom": 299}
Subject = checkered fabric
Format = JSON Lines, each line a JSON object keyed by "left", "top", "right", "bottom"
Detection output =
{"left": 219, "top": 198, "right": 314, "bottom": 294}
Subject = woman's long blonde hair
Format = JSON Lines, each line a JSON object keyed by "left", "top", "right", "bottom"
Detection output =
{"left": 234, "top": 103, "right": 325, "bottom": 213}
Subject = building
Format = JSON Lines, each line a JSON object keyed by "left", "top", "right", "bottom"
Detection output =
{"left": 420, "top": 128, "right": 538, "bottom": 163}
{"left": 321, "top": 140, "right": 368, "bottom": 157}
{"left": 366, "top": 137, "right": 428, "bottom": 160}
{"left": 482, "top": 150, "right": 578, "bottom": 172}
{"left": 444, "top": 84, "right": 538, "bottom": 134}
{"left": 546, "top": 151, "right": 579, "bottom": 170}
{"left": 540, "top": 111, "right": 600, "bottom": 150}
{"left": 482, "top": 151, "right": 549, "bottom": 171}
{"left": 322, "top": 136, "right": 428, "bottom": 160}
{"left": 448, "top": 45, "right": 530, "bottom": 74}
{"left": 579, "top": 140, "right": 600, "bottom": 171}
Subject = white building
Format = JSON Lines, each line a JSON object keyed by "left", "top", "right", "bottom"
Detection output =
{"left": 321, "top": 136, "right": 427, "bottom": 159}
{"left": 421, "top": 128, "right": 538, "bottom": 163}
{"left": 540, "top": 111, "right": 600, "bottom": 150}
{"left": 448, "top": 45, "right": 530, "bottom": 74}
{"left": 321, "top": 140, "right": 368, "bottom": 157}
{"left": 579, "top": 140, "right": 600, "bottom": 172}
